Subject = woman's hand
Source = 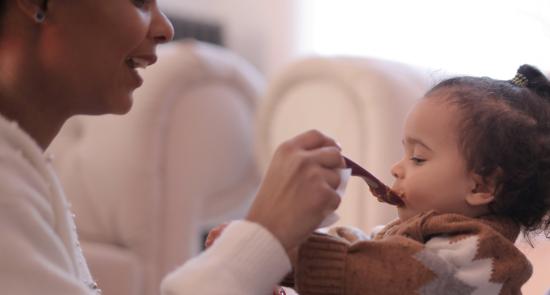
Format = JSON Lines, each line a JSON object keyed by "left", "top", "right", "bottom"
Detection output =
{"left": 246, "top": 130, "right": 345, "bottom": 253}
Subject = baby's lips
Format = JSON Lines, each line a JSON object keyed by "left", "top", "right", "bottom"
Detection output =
{"left": 397, "top": 193, "right": 407, "bottom": 206}
{"left": 388, "top": 189, "right": 406, "bottom": 207}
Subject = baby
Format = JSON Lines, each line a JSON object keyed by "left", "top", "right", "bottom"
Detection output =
{"left": 207, "top": 65, "right": 550, "bottom": 295}
{"left": 281, "top": 65, "right": 550, "bottom": 295}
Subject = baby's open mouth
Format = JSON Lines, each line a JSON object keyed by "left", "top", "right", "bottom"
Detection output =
{"left": 382, "top": 190, "right": 405, "bottom": 207}
{"left": 344, "top": 156, "right": 405, "bottom": 207}
{"left": 373, "top": 188, "right": 404, "bottom": 207}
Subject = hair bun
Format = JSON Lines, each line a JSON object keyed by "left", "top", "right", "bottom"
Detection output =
{"left": 517, "top": 64, "right": 550, "bottom": 99}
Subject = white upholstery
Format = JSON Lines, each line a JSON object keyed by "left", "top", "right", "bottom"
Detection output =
{"left": 515, "top": 236, "right": 550, "bottom": 295}
{"left": 256, "top": 57, "right": 435, "bottom": 230}
{"left": 48, "top": 40, "right": 264, "bottom": 295}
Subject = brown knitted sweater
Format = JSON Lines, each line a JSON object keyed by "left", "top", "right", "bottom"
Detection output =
{"left": 289, "top": 211, "right": 532, "bottom": 295}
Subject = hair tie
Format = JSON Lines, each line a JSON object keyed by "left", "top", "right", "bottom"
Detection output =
{"left": 511, "top": 72, "right": 529, "bottom": 87}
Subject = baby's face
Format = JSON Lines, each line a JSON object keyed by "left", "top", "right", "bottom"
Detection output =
{"left": 391, "top": 98, "right": 477, "bottom": 220}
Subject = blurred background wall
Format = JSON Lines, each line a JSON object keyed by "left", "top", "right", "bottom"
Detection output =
{"left": 160, "top": 0, "right": 301, "bottom": 76}
{"left": 159, "top": 0, "right": 550, "bottom": 78}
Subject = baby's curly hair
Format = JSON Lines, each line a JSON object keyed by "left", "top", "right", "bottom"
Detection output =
{"left": 426, "top": 65, "right": 550, "bottom": 239}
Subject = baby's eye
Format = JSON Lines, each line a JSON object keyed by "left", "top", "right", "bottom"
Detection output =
{"left": 410, "top": 156, "right": 426, "bottom": 165}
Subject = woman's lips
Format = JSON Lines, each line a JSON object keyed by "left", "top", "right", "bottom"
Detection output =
{"left": 124, "top": 54, "right": 157, "bottom": 88}
{"left": 128, "top": 67, "right": 143, "bottom": 87}
{"left": 125, "top": 59, "right": 143, "bottom": 87}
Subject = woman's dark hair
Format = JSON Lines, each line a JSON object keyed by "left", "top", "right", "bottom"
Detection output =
{"left": 0, "top": 0, "right": 4, "bottom": 18}
{"left": 426, "top": 64, "right": 550, "bottom": 239}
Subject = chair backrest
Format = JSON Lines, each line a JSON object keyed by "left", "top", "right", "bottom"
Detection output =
{"left": 256, "top": 56, "right": 436, "bottom": 230}
{"left": 49, "top": 40, "right": 264, "bottom": 294}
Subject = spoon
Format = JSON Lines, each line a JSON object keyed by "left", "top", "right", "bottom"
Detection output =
{"left": 343, "top": 156, "right": 404, "bottom": 207}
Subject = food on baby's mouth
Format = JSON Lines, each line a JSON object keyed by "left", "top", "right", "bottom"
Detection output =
{"left": 342, "top": 154, "right": 405, "bottom": 207}
{"left": 376, "top": 188, "right": 404, "bottom": 207}
{"left": 365, "top": 179, "right": 404, "bottom": 206}
{"left": 386, "top": 191, "right": 405, "bottom": 207}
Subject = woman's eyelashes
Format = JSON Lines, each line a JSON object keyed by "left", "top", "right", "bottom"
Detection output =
{"left": 132, "top": 0, "right": 148, "bottom": 8}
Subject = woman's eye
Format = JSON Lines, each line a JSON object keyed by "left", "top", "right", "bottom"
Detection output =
{"left": 133, "top": 0, "right": 147, "bottom": 8}
{"left": 410, "top": 156, "right": 426, "bottom": 165}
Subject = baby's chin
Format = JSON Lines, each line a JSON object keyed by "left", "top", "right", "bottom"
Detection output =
{"left": 397, "top": 207, "right": 418, "bottom": 221}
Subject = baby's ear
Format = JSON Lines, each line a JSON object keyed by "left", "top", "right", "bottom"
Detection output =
{"left": 465, "top": 172, "right": 498, "bottom": 206}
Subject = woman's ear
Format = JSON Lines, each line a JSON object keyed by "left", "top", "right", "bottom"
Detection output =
{"left": 465, "top": 173, "right": 497, "bottom": 206}
{"left": 16, "top": 0, "right": 47, "bottom": 23}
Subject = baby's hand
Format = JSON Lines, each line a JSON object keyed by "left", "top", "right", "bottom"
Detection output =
{"left": 204, "top": 222, "right": 231, "bottom": 249}
{"left": 327, "top": 226, "right": 369, "bottom": 243}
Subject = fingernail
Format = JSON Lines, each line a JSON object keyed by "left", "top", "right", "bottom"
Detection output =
{"left": 336, "top": 141, "right": 342, "bottom": 150}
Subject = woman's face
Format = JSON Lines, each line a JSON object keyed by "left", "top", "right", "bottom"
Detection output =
{"left": 40, "top": 0, "right": 174, "bottom": 115}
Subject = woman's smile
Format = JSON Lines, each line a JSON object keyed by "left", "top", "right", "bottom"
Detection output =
{"left": 125, "top": 54, "right": 158, "bottom": 87}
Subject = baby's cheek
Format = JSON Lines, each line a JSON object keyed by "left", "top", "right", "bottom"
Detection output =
{"left": 405, "top": 187, "right": 435, "bottom": 211}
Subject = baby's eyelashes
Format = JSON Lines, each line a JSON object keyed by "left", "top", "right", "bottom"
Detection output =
{"left": 410, "top": 156, "right": 426, "bottom": 165}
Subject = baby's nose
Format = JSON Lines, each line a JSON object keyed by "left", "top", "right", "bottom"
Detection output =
{"left": 390, "top": 161, "right": 404, "bottom": 179}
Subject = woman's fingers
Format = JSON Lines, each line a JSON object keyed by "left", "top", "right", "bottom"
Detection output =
{"left": 288, "top": 129, "right": 341, "bottom": 151}
{"left": 302, "top": 165, "right": 342, "bottom": 191}
{"left": 246, "top": 130, "right": 345, "bottom": 253}
{"left": 319, "top": 183, "right": 342, "bottom": 211}
{"left": 308, "top": 146, "right": 346, "bottom": 169}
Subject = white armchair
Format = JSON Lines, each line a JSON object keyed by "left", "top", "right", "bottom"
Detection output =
{"left": 48, "top": 40, "right": 264, "bottom": 295}
{"left": 255, "top": 56, "right": 434, "bottom": 231}
{"left": 516, "top": 237, "right": 550, "bottom": 295}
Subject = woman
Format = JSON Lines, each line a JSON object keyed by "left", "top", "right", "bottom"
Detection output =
{"left": 0, "top": 0, "right": 345, "bottom": 294}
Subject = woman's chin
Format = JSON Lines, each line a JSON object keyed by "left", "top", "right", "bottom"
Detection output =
{"left": 110, "top": 93, "right": 134, "bottom": 114}
{"left": 96, "top": 93, "right": 134, "bottom": 115}
{"left": 74, "top": 92, "right": 134, "bottom": 116}
{"left": 111, "top": 101, "right": 133, "bottom": 115}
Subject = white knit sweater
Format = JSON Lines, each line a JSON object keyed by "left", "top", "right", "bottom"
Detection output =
{"left": 0, "top": 114, "right": 291, "bottom": 294}
{"left": 161, "top": 220, "right": 291, "bottom": 295}
{"left": 0, "top": 115, "right": 97, "bottom": 294}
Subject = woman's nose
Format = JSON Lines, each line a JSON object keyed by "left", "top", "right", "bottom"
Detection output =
{"left": 149, "top": 8, "right": 175, "bottom": 44}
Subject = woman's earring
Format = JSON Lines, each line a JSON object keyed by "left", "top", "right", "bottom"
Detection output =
{"left": 35, "top": 10, "right": 45, "bottom": 23}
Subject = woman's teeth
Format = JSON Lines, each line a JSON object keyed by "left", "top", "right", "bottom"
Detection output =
{"left": 126, "top": 57, "right": 148, "bottom": 69}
